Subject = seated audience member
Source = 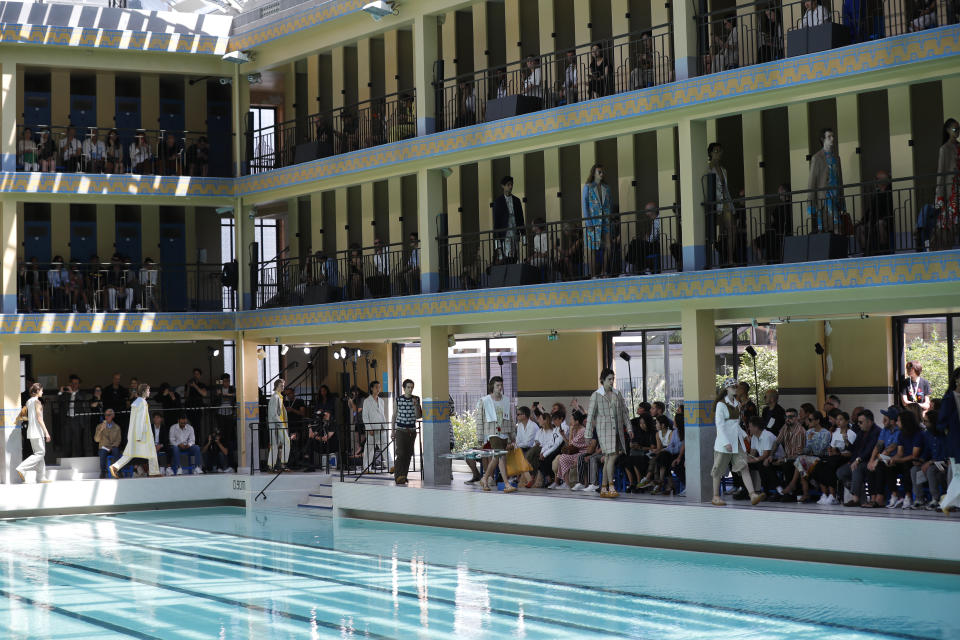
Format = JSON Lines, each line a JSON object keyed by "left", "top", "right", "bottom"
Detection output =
{"left": 186, "top": 136, "right": 210, "bottom": 176}
{"left": 650, "top": 414, "right": 682, "bottom": 494}
{"left": 169, "top": 414, "right": 204, "bottom": 475}
{"left": 764, "top": 407, "right": 805, "bottom": 498}
{"left": 20, "top": 127, "right": 38, "bottom": 171}
{"left": 837, "top": 409, "right": 881, "bottom": 506}
{"left": 151, "top": 412, "right": 171, "bottom": 473}
{"left": 514, "top": 406, "right": 538, "bottom": 484}
{"left": 553, "top": 409, "right": 588, "bottom": 488}
{"left": 760, "top": 389, "right": 786, "bottom": 435}
{"left": 94, "top": 409, "right": 123, "bottom": 479}
{"left": 746, "top": 416, "right": 778, "bottom": 493}
{"left": 573, "top": 434, "right": 603, "bottom": 492}
{"left": 104, "top": 129, "right": 123, "bottom": 173}
{"left": 620, "top": 413, "right": 655, "bottom": 491}
{"left": 59, "top": 126, "right": 82, "bottom": 172}
{"left": 129, "top": 132, "right": 153, "bottom": 174}
{"left": 532, "top": 410, "right": 564, "bottom": 488}
{"left": 202, "top": 426, "right": 234, "bottom": 473}
{"left": 650, "top": 401, "right": 673, "bottom": 428}
{"left": 915, "top": 410, "right": 947, "bottom": 510}
{"left": 83, "top": 128, "right": 106, "bottom": 173}
{"left": 887, "top": 409, "right": 923, "bottom": 509}
{"left": 809, "top": 410, "right": 856, "bottom": 504}
{"left": 529, "top": 219, "right": 550, "bottom": 269}
{"left": 863, "top": 406, "right": 902, "bottom": 507}
{"left": 47, "top": 256, "right": 68, "bottom": 310}
{"left": 789, "top": 410, "right": 832, "bottom": 502}
{"left": 37, "top": 129, "right": 57, "bottom": 172}
{"left": 801, "top": 0, "right": 830, "bottom": 27}
{"left": 159, "top": 132, "right": 183, "bottom": 176}
{"left": 309, "top": 410, "right": 339, "bottom": 468}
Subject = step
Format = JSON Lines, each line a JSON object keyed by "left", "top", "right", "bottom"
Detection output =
{"left": 59, "top": 457, "right": 100, "bottom": 473}
{"left": 298, "top": 494, "right": 333, "bottom": 510}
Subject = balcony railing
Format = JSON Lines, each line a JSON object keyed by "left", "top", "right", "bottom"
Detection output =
{"left": 702, "top": 172, "right": 959, "bottom": 269}
{"left": 256, "top": 241, "right": 420, "bottom": 308}
{"left": 17, "top": 262, "right": 235, "bottom": 313}
{"left": 14, "top": 125, "right": 218, "bottom": 177}
{"left": 696, "top": 0, "right": 956, "bottom": 76}
{"left": 434, "top": 23, "right": 674, "bottom": 133}
{"left": 438, "top": 206, "right": 681, "bottom": 292}
{"left": 247, "top": 91, "right": 416, "bottom": 173}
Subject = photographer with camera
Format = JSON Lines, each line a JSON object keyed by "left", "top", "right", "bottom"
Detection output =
{"left": 202, "top": 426, "right": 235, "bottom": 473}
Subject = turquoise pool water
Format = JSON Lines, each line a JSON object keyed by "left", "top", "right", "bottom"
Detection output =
{"left": 0, "top": 506, "right": 957, "bottom": 639}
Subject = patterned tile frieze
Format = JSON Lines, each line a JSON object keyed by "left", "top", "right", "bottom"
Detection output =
{"left": 0, "top": 312, "right": 235, "bottom": 335}
{"left": 0, "top": 23, "right": 227, "bottom": 55}
{"left": 228, "top": 0, "right": 365, "bottom": 51}
{"left": 0, "top": 172, "right": 234, "bottom": 199}
{"left": 237, "top": 27, "right": 959, "bottom": 198}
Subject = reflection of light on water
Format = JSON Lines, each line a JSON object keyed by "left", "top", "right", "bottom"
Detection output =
{"left": 517, "top": 604, "right": 525, "bottom": 639}
{"left": 411, "top": 554, "right": 429, "bottom": 628}
{"left": 454, "top": 563, "right": 490, "bottom": 639}
{"left": 309, "top": 605, "right": 319, "bottom": 640}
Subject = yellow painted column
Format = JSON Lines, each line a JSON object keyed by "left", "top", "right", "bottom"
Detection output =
{"left": 96, "top": 205, "right": 115, "bottom": 260}
{"left": 543, "top": 147, "right": 562, "bottom": 223}
{"left": 678, "top": 118, "right": 708, "bottom": 269}
{"left": 1, "top": 199, "right": 16, "bottom": 313}
{"left": 141, "top": 205, "right": 160, "bottom": 262}
{"left": 51, "top": 203, "right": 69, "bottom": 260}
{"left": 611, "top": 0, "right": 630, "bottom": 34}
{"left": 1, "top": 336, "right": 23, "bottom": 483}
{"left": 310, "top": 192, "right": 324, "bottom": 254}
{"left": 574, "top": 0, "right": 591, "bottom": 47}
{"left": 580, "top": 142, "right": 595, "bottom": 182}
{"left": 657, "top": 127, "right": 677, "bottom": 209}
{"left": 741, "top": 111, "right": 763, "bottom": 198}
{"left": 414, "top": 14, "right": 439, "bottom": 135}
{"left": 141, "top": 74, "right": 160, "bottom": 132}
{"left": 236, "top": 334, "right": 261, "bottom": 472}
{"left": 420, "top": 323, "right": 451, "bottom": 485}
{"left": 357, "top": 38, "right": 372, "bottom": 105}
{"left": 96, "top": 72, "right": 115, "bottom": 132}
{"left": 384, "top": 30, "right": 400, "bottom": 97}
{"left": 505, "top": 0, "right": 523, "bottom": 62}
{"left": 943, "top": 76, "right": 960, "bottom": 118}
{"left": 537, "top": 0, "right": 554, "bottom": 57}
{"left": 388, "top": 177, "right": 404, "bottom": 245}
{"left": 477, "top": 160, "right": 494, "bottom": 232}
{"left": 234, "top": 202, "right": 253, "bottom": 309}
{"left": 307, "top": 55, "right": 321, "bottom": 116}
{"left": 331, "top": 48, "right": 346, "bottom": 112}
{"left": 361, "top": 182, "right": 376, "bottom": 246}
{"left": 335, "top": 189, "right": 349, "bottom": 252}
{"left": 671, "top": 0, "right": 698, "bottom": 79}
{"left": 836, "top": 94, "right": 861, "bottom": 185}
{"left": 185, "top": 77, "right": 207, "bottom": 135}
{"left": 887, "top": 87, "right": 911, "bottom": 181}
{"left": 185, "top": 207, "right": 197, "bottom": 264}
{"left": 1, "top": 64, "right": 16, "bottom": 172}
{"left": 474, "top": 1, "right": 490, "bottom": 72}
{"left": 442, "top": 11, "right": 457, "bottom": 70}
{"left": 286, "top": 198, "right": 300, "bottom": 259}
{"left": 706, "top": 119, "right": 717, "bottom": 144}
{"left": 445, "top": 167, "right": 462, "bottom": 240}
{"left": 788, "top": 103, "right": 810, "bottom": 205}
{"left": 50, "top": 70, "right": 69, "bottom": 128}
{"left": 617, "top": 135, "right": 636, "bottom": 213}
{"left": 680, "top": 307, "right": 717, "bottom": 503}
{"left": 417, "top": 168, "right": 444, "bottom": 293}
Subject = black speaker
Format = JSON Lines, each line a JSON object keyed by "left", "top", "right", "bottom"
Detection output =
{"left": 293, "top": 141, "right": 334, "bottom": 164}
{"left": 782, "top": 235, "right": 808, "bottom": 264}
{"left": 807, "top": 233, "right": 848, "bottom": 261}
{"left": 303, "top": 284, "right": 335, "bottom": 305}
{"left": 488, "top": 263, "right": 540, "bottom": 287}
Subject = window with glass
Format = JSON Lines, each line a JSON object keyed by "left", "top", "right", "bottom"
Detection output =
{"left": 896, "top": 315, "right": 957, "bottom": 402}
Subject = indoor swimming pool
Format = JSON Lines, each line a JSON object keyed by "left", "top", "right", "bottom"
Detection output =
{"left": 0, "top": 506, "right": 957, "bottom": 639}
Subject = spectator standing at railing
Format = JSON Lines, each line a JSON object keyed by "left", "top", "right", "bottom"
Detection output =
{"left": 104, "top": 129, "right": 123, "bottom": 173}
{"left": 102, "top": 373, "right": 127, "bottom": 426}
{"left": 19, "top": 127, "right": 38, "bottom": 171}
{"left": 129, "top": 132, "right": 153, "bottom": 175}
{"left": 808, "top": 128, "right": 845, "bottom": 234}
{"left": 184, "top": 368, "right": 209, "bottom": 435}
{"left": 522, "top": 56, "right": 543, "bottom": 101}
{"left": 83, "top": 128, "right": 106, "bottom": 173}
{"left": 37, "top": 129, "right": 56, "bottom": 172}
{"left": 186, "top": 136, "right": 209, "bottom": 177}
{"left": 801, "top": 0, "right": 831, "bottom": 27}
{"left": 393, "top": 379, "right": 421, "bottom": 485}
{"left": 214, "top": 374, "right": 236, "bottom": 436}
{"left": 493, "top": 176, "right": 525, "bottom": 263}
{"left": 563, "top": 50, "right": 579, "bottom": 103}
{"left": 59, "top": 126, "right": 82, "bottom": 172}
{"left": 362, "top": 380, "right": 393, "bottom": 473}
{"left": 47, "top": 256, "right": 68, "bottom": 310}
{"left": 455, "top": 81, "right": 477, "bottom": 127}
{"left": 706, "top": 143, "right": 737, "bottom": 266}
{"left": 935, "top": 118, "right": 960, "bottom": 249}
{"left": 582, "top": 164, "right": 612, "bottom": 277}
{"left": 139, "top": 258, "right": 159, "bottom": 311}
{"left": 721, "top": 17, "right": 739, "bottom": 69}
{"left": 757, "top": 5, "right": 785, "bottom": 63}
{"left": 159, "top": 132, "right": 183, "bottom": 176}
{"left": 401, "top": 232, "right": 420, "bottom": 295}
{"left": 588, "top": 44, "right": 613, "bottom": 98}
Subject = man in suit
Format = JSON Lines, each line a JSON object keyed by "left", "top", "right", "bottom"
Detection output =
{"left": 58, "top": 374, "right": 90, "bottom": 457}
{"left": 152, "top": 412, "right": 172, "bottom": 474}
{"left": 492, "top": 175, "right": 525, "bottom": 263}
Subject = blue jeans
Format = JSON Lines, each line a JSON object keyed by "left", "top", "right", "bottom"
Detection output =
{"left": 171, "top": 445, "right": 203, "bottom": 473}
{"left": 99, "top": 447, "right": 121, "bottom": 472}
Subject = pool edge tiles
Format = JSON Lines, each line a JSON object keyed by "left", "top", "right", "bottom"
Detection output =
{"left": 332, "top": 481, "right": 960, "bottom": 574}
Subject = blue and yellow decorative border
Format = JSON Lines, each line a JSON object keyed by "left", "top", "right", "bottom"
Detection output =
{"left": 0, "top": 172, "right": 234, "bottom": 200}
{"left": 237, "top": 26, "right": 960, "bottom": 197}
{"left": 0, "top": 23, "right": 228, "bottom": 55}
{"left": 0, "top": 312, "right": 235, "bottom": 335}
{"left": 228, "top": 0, "right": 364, "bottom": 52}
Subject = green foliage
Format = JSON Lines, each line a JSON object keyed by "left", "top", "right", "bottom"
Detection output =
{"left": 451, "top": 409, "right": 479, "bottom": 452}
{"left": 715, "top": 346, "right": 780, "bottom": 398}
{"left": 904, "top": 331, "right": 957, "bottom": 400}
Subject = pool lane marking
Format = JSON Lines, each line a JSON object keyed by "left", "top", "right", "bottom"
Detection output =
{"left": 45, "top": 527, "right": 643, "bottom": 639}
{"left": 0, "top": 586, "right": 165, "bottom": 640}
{"left": 120, "top": 518, "right": 939, "bottom": 640}
{"left": 11, "top": 552, "right": 394, "bottom": 640}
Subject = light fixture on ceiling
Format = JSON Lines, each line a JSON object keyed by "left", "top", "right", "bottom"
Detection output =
{"left": 280, "top": 344, "right": 289, "bottom": 356}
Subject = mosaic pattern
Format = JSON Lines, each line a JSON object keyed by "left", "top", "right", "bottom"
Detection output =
{"left": 244, "top": 401, "right": 260, "bottom": 420}
{"left": 228, "top": 0, "right": 365, "bottom": 51}
{"left": 237, "top": 251, "right": 960, "bottom": 330}
{"left": 1, "top": 408, "right": 21, "bottom": 429}
{"left": 0, "top": 172, "right": 234, "bottom": 199}
{"left": 685, "top": 400, "right": 716, "bottom": 430}
{"left": 0, "top": 23, "right": 227, "bottom": 55}
{"left": 422, "top": 400, "right": 452, "bottom": 422}
{"left": 0, "top": 312, "right": 235, "bottom": 335}
{"left": 237, "top": 26, "right": 960, "bottom": 197}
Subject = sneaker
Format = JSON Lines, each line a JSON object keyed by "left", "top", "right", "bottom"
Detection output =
{"left": 583, "top": 484, "right": 599, "bottom": 493}
{"left": 194, "top": 468, "right": 204, "bottom": 475}
{"left": 817, "top": 494, "right": 829, "bottom": 505}
{"left": 901, "top": 496, "right": 912, "bottom": 509}
{"left": 571, "top": 483, "right": 584, "bottom": 491}
{"left": 926, "top": 501, "right": 940, "bottom": 511}
{"left": 677, "top": 489, "right": 686, "bottom": 497}
{"left": 172, "top": 468, "right": 181, "bottom": 476}
{"left": 826, "top": 495, "right": 839, "bottom": 505}
{"left": 637, "top": 477, "right": 653, "bottom": 489}
{"left": 225, "top": 468, "right": 235, "bottom": 474}
{"left": 464, "top": 476, "right": 481, "bottom": 485}
{"left": 546, "top": 482, "right": 558, "bottom": 490}
{"left": 886, "top": 497, "right": 903, "bottom": 509}
{"left": 776, "top": 486, "right": 785, "bottom": 496}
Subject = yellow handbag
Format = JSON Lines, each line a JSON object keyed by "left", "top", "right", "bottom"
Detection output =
{"left": 505, "top": 447, "right": 532, "bottom": 477}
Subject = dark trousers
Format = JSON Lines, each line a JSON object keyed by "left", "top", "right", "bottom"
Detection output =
{"left": 538, "top": 448, "right": 561, "bottom": 478}
{"left": 749, "top": 461, "right": 780, "bottom": 492}
{"left": 394, "top": 427, "right": 416, "bottom": 480}
{"left": 98, "top": 447, "right": 120, "bottom": 472}
{"left": 61, "top": 415, "right": 91, "bottom": 458}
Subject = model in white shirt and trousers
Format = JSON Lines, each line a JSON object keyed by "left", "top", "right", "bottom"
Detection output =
{"left": 711, "top": 378, "right": 765, "bottom": 506}
{"left": 16, "top": 384, "right": 52, "bottom": 483}
{"left": 362, "top": 381, "right": 394, "bottom": 472}
{"left": 267, "top": 379, "right": 290, "bottom": 471}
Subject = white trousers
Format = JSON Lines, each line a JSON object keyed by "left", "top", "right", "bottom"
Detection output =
{"left": 108, "top": 287, "right": 134, "bottom": 311}
{"left": 268, "top": 428, "right": 290, "bottom": 468}
{"left": 16, "top": 437, "right": 46, "bottom": 482}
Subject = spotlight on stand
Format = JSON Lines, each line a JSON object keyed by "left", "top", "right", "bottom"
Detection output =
{"left": 339, "top": 347, "right": 347, "bottom": 359}
{"left": 497, "top": 354, "right": 504, "bottom": 378}
{"left": 619, "top": 351, "right": 636, "bottom": 417}
{"left": 280, "top": 344, "right": 289, "bottom": 356}
{"left": 814, "top": 342, "right": 825, "bottom": 355}
{"left": 303, "top": 346, "right": 311, "bottom": 355}
{"left": 744, "top": 346, "right": 759, "bottom": 406}
{"left": 333, "top": 352, "right": 340, "bottom": 360}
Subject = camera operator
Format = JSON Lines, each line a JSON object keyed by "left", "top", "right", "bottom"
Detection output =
{"left": 214, "top": 373, "right": 236, "bottom": 435}
{"left": 202, "top": 426, "right": 235, "bottom": 473}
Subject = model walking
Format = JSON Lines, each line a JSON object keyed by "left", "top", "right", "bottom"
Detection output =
{"left": 16, "top": 383, "right": 51, "bottom": 483}
{"left": 267, "top": 379, "right": 290, "bottom": 471}
{"left": 109, "top": 383, "right": 160, "bottom": 477}
{"left": 585, "top": 368, "right": 633, "bottom": 498}
{"left": 711, "top": 378, "right": 765, "bottom": 506}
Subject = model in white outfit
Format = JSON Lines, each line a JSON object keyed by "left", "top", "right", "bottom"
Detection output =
{"left": 362, "top": 381, "right": 393, "bottom": 471}
{"left": 110, "top": 385, "right": 160, "bottom": 477}
{"left": 711, "top": 378, "right": 764, "bottom": 506}
{"left": 267, "top": 379, "right": 290, "bottom": 470}
{"left": 16, "top": 385, "right": 51, "bottom": 483}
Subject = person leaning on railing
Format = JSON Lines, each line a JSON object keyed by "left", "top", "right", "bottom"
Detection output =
{"left": 19, "top": 127, "right": 38, "bottom": 171}
{"left": 393, "top": 379, "right": 422, "bottom": 485}
{"left": 37, "top": 130, "right": 57, "bottom": 172}
{"left": 935, "top": 118, "right": 960, "bottom": 249}
{"left": 104, "top": 129, "right": 124, "bottom": 173}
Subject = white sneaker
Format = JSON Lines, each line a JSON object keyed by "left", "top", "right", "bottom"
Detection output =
{"left": 886, "top": 496, "right": 903, "bottom": 509}
{"left": 193, "top": 468, "right": 204, "bottom": 475}
{"left": 571, "top": 483, "right": 584, "bottom": 491}
{"left": 901, "top": 496, "right": 912, "bottom": 509}
{"left": 583, "top": 484, "right": 599, "bottom": 493}
{"left": 172, "top": 468, "right": 181, "bottom": 476}
{"left": 226, "top": 468, "right": 235, "bottom": 474}
{"left": 826, "top": 495, "right": 839, "bottom": 505}
{"left": 163, "top": 468, "right": 174, "bottom": 477}
{"left": 817, "top": 494, "right": 829, "bottom": 505}
{"left": 546, "top": 482, "right": 558, "bottom": 490}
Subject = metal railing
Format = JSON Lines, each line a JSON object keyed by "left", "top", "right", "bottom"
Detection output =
{"left": 696, "top": 0, "right": 956, "bottom": 76}
{"left": 256, "top": 240, "right": 420, "bottom": 308}
{"left": 702, "top": 172, "right": 959, "bottom": 268}
{"left": 434, "top": 23, "right": 673, "bottom": 133}
{"left": 438, "top": 205, "right": 681, "bottom": 292}
{"left": 17, "top": 261, "right": 235, "bottom": 313}
{"left": 14, "top": 124, "right": 218, "bottom": 176}
{"left": 247, "top": 90, "right": 416, "bottom": 173}
{"left": 339, "top": 421, "right": 423, "bottom": 482}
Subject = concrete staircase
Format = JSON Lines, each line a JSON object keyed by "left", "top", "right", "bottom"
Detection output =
{"left": 297, "top": 479, "right": 333, "bottom": 512}
{"left": 44, "top": 457, "right": 101, "bottom": 481}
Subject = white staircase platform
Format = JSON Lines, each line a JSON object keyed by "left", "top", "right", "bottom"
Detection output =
{"left": 297, "top": 480, "right": 333, "bottom": 511}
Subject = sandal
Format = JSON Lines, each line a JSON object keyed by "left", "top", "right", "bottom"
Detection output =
{"left": 711, "top": 496, "right": 726, "bottom": 506}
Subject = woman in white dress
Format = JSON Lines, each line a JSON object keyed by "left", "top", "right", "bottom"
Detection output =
{"left": 16, "top": 383, "right": 51, "bottom": 483}
{"left": 109, "top": 383, "right": 160, "bottom": 477}
{"left": 267, "top": 379, "right": 290, "bottom": 471}
{"left": 711, "top": 378, "right": 764, "bottom": 506}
